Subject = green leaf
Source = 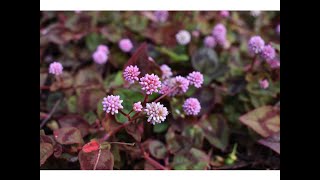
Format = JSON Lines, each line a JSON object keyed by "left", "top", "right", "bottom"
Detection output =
{"left": 84, "top": 111, "right": 97, "bottom": 125}
{"left": 85, "top": 33, "right": 102, "bottom": 52}
{"left": 67, "top": 96, "right": 77, "bottom": 113}
{"left": 153, "top": 121, "right": 168, "bottom": 133}
{"left": 171, "top": 148, "right": 209, "bottom": 170}
{"left": 156, "top": 46, "right": 189, "bottom": 62}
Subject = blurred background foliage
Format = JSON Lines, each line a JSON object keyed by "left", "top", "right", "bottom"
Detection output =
{"left": 40, "top": 11, "right": 280, "bottom": 170}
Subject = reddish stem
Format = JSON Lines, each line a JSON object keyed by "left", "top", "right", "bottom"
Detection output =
{"left": 153, "top": 86, "right": 178, "bottom": 103}
{"left": 248, "top": 55, "right": 257, "bottom": 72}
{"left": 138, "top": 142, "right": 168, "bottom": 170}
{"left": 100, "top": 120, "right": 132, "bottom": 142}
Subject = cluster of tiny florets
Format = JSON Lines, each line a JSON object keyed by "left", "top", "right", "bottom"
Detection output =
{"left": 160, "top": 64, "right": 173, "bottom": 79}
{"left": 102, "top": 95, "right": 124, "bottom": 115}
{"left": 174, "top": 76, "right": 190, "bottom": 95}
{"left": 261, "top": 45, "right": 276, "bottom": 61}
{"left": 119, "top": 38, "right": 133, "bottom": 52}
{"left": 187, "top": 71, "right": 204, "bottom": 88}
{"left": 183, "top": 98, "right": 201, "bottom": 116}
{"left": 248, "top": 36, "right": 279, "bottom": 66}
{"left": 49, "top": 62, "right": 63, "bottom": 75}
{"left": 92, "top": 44, "right": 109, "bottom": 64}
{"left": 123, "top": 65, "right": 141, "bottom": 84}
{"left": 139, "top": 74, "right": 162, "bottom": 95}
{"left": 248, "top": 36, "right": 265, "bottom": 55}
{"left": 133, "top": 102, "right": 143, "bottom": 112}
{"left": 154, "top": 11, "right": 169, "bottom": 23}
{"left": 212, "top": 23, "right": 227, "bottom": 46}
{"left": 176, "top": 30, "right": 191, "bottom": 45}
{"left": 144, "top": 102, "right": 169, "bottom": 125}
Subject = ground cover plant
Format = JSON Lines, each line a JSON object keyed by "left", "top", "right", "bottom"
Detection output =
{"left": 40, "top": 11, "right": 280, "bottom": 170}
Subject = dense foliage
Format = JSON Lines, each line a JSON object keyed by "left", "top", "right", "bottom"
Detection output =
{"left": 40, "top": 11, "right": 280, "bottom": 170}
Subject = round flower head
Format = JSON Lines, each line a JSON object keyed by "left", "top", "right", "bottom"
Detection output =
{"left": 259, "top": 79, "right": 269, "bottom": 89}
{"left": 97, "top": 45, "right": 109, "bottom": 54}
{"left": 49, "top": 62, "right": 63, "bottom": 75}
{"left": 160, "top": 64, "right": 173, "bottom": 79}
{"left": 261, "top": 45, "right": 276, "bottom": 61}
{"left": 187, "top": 71, "right": 204, "bottom": 88}
{"left": 276, "top": 24, "right": 280, "bottom": 35}
{"left": 203, "top": 36, "right": 216, "bottom": 48}
{"left": 176, "top": 30, "right": 191, "bottom": 45}
{"left": 144, "top": 102, "right": 168, "bottom": 125}
{"left": 139, "top": 74, "right": 162, "bottom": 95}
{"left": 102, "top": 95, "right": 124, "bottom": 115}
{"left": 268, "top": 59, "right": 280, "bottom": 69}
{"left": 212, "top": 23, "right": 227, "bottom": 46}
{"left": 248, "top": 36, "right": 265, "bottom": 55}
{"left": 183, "top": 98, "right": 201, "bottom": 116}
{"left": 92, "top": 50, "right": 108, "bottom": 64}
{"left": 220, "top": 11, "right": 230, "bottom": 18}
{"left": 119, "top": 38, "right": 133, "bottom": 52}
{"left": 133, "top": 102, "right": 143, "bottom": 112}
{"left": 123, "top": 65, "right": 141, "bottom": 84}
{"left": 154, "top": 11, "right": 169, "bottom": 23}
{"left": 175, "top": 76, "right": 190, "bottom": 94}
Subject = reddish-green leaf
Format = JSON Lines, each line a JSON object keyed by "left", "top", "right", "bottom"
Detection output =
{"left": 148, "top": 140, "right": 167, "bottom": 160}
{"left": 58, "top": 115, "right": 90, "bottom": 137}
{"left": 198, "top": 115, "right": 229, "bottom": 151}
{"left": 239, "top": 106, "right": 280, "bottom": 137}
{"left": 54, "top": 127, "right": 84, "bottom": 145}
{"left": 40, "top": 143, "right": 53, "bottom": 166}
{"left": 78, "top": 149, "right": 114, "bottom": 170}
{"left": 258, "top": 132, "right": 280, "bottom": 154}
{"left": 123, "top": 43, "right": 161, "bottom": 76}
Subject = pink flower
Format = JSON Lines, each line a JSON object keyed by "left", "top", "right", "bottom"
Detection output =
{"left": 154, "top": 11, "right": 169, "bottom": 23}
{"left": 248, "top": 36, "right": 265, "bottom": 55}
{"left": 204, "top": 36, "right": 216, "bottom": 48}
{"left": 268, "top": 59, "right": 280, "bottom": 69}
{"left": 139, "top": 74, "right": 162, "bottom": 95}
{"left": 119, "top": 38, "right": 133, "bottom": 52}
{"left": 123, "top": 65, "right": 141, "bottom": 84}
{"left": 261, "top": 45, "right": 276, "bottom": 61}
{"left": 175, "top": 76, "right": 190, "bottom": 94}
{"left": 183, "top": 98, "right": 201, "bottom": 116}
{"left": 102, "top": 95, "right": 124, "bottom": 115}
{"left": 176, "top": 30, "right": 191, "bottom": 45}
{"left": 92, "top": 50, "right": 108, "bottom": 64}
{"left": 212, "top": 23, "right": 227, "bottom": 46}
{"left": 49, "top": 62, "right": 63, "bottom": 75}
{"left": 259, "top": 79, "right": 269, "bottom": 89}
{"left": 133, "top": 102, "right": 143, "bottom": 112}
{"left": 187, "top": 71, "right": 204, "bottom": 88}
{"left": 97, "top": 45, "right": 109, "bottom": 54}
{"left": 144, "top": 102, "right": 168, "bottom": 125}
{"left": 160, "top": 64, "right": 173, "bottom": 79}
{"left": 220, "top": 11, "right": 230, "bottom": 18}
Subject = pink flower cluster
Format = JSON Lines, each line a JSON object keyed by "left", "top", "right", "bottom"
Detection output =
{"left": 248, "top": 35, "right": 280, "bottom": 69}
{"left": 102, "top": 95, "right": 124, "bottom": 115}
{"left": 183, "top": 98, "right": 201, "bottom": 116}
{"left": 119, "top": 38, "right": 133, "bottom": 52}
{"left": 92, "top": 44, "right": 109, "bottom": 64}
{"left": 49, "top": 62, "right": 63, "bottom": 75}
{"left": 123, "top": 65, "right": 141, "bottom": 84}
{"left": 139, "top": 74, "right": 162, "bottom": 95}
{"left": 144, "top": 102, "right": 169, "bottom": 125}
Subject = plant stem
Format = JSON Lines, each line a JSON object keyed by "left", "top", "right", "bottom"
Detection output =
{"left": 153, "top": 86, "right": 178, "bottom": 103}
{"left": 100, "top": 120, "right": 132, "bottom": 142}
{"left": 40, "top": 99, "right": 61, "bottom": 129}
{"left": 137, "top": 142, "right": 168, "bottom": 170}
{"left": 248, "top": 55, "right": 257, "bottom": 72}
{"left": 109, "top": 142, "right": 135, "bottom": 146}
{"left": 93, "top": 149, "right": 102, "bottom": 170}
